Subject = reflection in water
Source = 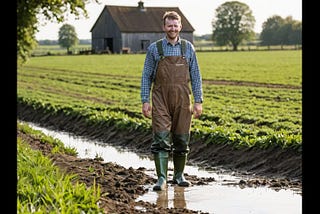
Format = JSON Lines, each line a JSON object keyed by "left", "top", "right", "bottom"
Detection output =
{"left": 173, "top": 186, "right": 187, "bottom": 209}
{"left": 156, "top": 188, "right": 168, "bottom": 208}
{"left": 155, "top": 186, "right": 187, "bottom": 209}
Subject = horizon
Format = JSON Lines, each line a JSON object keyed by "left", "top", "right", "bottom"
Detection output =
{"left": 36, "top": 0, "right": 302, "bottom": 40}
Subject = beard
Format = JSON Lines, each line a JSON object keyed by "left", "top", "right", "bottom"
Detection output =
{"left": 166, "top": 31, "right": 179, "bottom": 40}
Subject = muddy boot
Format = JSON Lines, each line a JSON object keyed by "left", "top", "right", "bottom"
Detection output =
{"left": 153, "top": 151, "right": 169, "bottom": 191}
{"left": 173, "top": 154, "right": 190, "bottom": 187}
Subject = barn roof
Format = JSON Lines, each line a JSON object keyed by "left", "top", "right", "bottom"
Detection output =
{"left": 90, "top": 2, "right": 195, "bottom": 33}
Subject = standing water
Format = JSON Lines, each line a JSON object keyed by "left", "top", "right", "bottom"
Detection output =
{"left": 27, "top": 122, "right": 302, "bottom": 214}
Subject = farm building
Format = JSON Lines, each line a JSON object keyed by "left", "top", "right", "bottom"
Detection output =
{"left": 90, "top": 1, "right": 195, "bottom": 54}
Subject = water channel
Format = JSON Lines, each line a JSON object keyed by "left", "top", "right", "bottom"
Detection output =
{"left": 27, "top": 122, "right": 302, "bottom": 214}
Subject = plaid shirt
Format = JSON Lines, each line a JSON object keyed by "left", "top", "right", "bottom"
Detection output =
{"left": 140, "top": 37, "right": 203, "bottom": 104}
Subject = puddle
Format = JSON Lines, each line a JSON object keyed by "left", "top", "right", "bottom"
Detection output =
{"left": 26, "top": 122, "right": 302, "bottom": 214}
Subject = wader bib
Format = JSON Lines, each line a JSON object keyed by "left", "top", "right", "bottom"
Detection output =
{"left": 151, "top": 41, "right": 192, "bottom": 155}
{"left": 151, "top": 40, "right": 193, "bottom": 190}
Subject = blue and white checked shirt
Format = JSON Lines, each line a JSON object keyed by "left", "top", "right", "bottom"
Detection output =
{"left": 140, "top": 37, "right": 203, "bottom": 104}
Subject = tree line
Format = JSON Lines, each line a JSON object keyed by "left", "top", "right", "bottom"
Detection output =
{"left": 17, "top": 0, "right": 301, "bottom": 63}
{"left": 259, "top": 15, "right": 301, "bottom": 47}
{"left": 211, "top": 1, "right": 301, "bottom": 51}
{"left": 38, "top": 39, "right": 91, "bottom": 45}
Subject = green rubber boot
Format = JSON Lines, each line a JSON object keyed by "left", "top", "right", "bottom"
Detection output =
{"left": 153, "top": 151, "right": 169, "bottom": 191}
{"left": 173, "top": 154, "right": 190, "bottom": 187}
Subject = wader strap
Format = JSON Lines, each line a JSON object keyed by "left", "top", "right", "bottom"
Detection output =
{"left": 180, "top": 39, "right": 186, "bottom": 57}
{"left": 156, "top": 39, "right": 186, "bottom": 58}
{"left": 156, "top": 39, "right": 164, "bottom": 59}
{"left": 153, "top": 39, "right": 187, "bottom": 81}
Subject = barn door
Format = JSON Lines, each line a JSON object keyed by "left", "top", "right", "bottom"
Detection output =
{"left": 104, "top": 38, "right": 113, "bottom": 53}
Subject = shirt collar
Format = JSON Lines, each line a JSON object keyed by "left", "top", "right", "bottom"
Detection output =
{"left": 163, "top": 36, "right": 181, "bottom": 46}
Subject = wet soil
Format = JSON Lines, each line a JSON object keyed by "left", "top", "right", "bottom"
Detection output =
{"left": 17, "top": 102, "right": 302, "bottom": 213}
{"left": 18, "top": 130, "right": 215, "bottom": 213}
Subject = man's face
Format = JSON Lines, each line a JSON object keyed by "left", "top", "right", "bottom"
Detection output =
{"left": 163, "top": 18, "right": 182, "bottom": 40}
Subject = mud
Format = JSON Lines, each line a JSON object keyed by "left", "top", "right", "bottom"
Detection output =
{"left": 17, "top": 102, "right": 302, "bottom": 213}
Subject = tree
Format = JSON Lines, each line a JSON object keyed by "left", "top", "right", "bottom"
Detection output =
{"left": 289, "top": 21, "right": 302, "bottom": 46}
{"left": 211, "top": 1, "right": 255, "bottom": 51}
{"left": 58, "top": 24, "right": 79, "bottom": 54}
{"left": 17, "top": 0, "right": 98, "bottom": 63}
{"left": 260, "top": 15, "right": 302, "bottom": 47}
{"left": 259, "top": 15, "right": 285, "bottom": 46}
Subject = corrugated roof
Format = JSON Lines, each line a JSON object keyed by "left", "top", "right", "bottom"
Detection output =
{"left": 90, "top": 4, "right": 195, "bottom": 33}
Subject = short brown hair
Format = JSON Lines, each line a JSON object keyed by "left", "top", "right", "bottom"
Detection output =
{"left": 162, "top": 11, "right": 181, "bottom": 25}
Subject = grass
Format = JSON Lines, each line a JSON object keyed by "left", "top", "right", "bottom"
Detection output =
{"left": 32, "top": 44, "right": 91, "bottom": 56}
{"left": 18, "top": 50, "right": 302, "bottom": 151}
{"left": 32, "top": 43, "right": 301, "bottom": 55}
{"left": 17, "top": 122, "right": 103, "bottom": 213}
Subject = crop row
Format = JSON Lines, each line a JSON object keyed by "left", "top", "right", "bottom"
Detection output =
{"left": 17, "top": 51, "right": 302, "bottom": 152}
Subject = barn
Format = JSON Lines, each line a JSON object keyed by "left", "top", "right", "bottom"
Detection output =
{"left": 90, "top": 1, "right": 195, "bottom": 54}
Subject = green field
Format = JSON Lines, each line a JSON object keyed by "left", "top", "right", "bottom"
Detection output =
{"left": 17, "top": 50, "right": 302, "bottom": 151}
{"left": 32, "top": 44, "right": 92, "bottom": 56}
{"left": 32, "top": 42, "right": 301, "bottom": 55}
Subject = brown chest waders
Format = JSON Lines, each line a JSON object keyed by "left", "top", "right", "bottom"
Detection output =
{"left": 151, "top": 40, "right": 192, "bottom": 190}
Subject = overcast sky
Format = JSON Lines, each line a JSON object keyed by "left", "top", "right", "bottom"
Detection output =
{"left": 35, "top": 0, "right": 302, "bottom": 40}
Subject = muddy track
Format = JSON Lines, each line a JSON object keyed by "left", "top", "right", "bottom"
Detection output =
{"left": 202, "top": 79, "right": 301, "bottom": 89}
{"left": 17, "top": 102, "right": 302, "bottom": 193}
{"left": 23, "top": 65, "right": 301, "bottom": 90}
{"left": 18, "top": 129, "right": 212, "bottom": 214}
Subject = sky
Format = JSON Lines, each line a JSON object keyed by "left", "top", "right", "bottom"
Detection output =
{"left": 35, "top": 0, "right": 302, "bottom": 40}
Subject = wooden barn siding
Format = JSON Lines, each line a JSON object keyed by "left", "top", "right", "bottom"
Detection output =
{"left": 91, "top": 7, "right": 194, "bottom": 53}
{"left": 91, "top": 8, "right": 122, "bottom": 53}
{"left": 121, "top": 33, "right": 162, "bottom": 53}
{"left": 179, "top": 32, "right": 194, "bottom": 44}
{"left": 121, "top": 32, "right": 194, "bottom": 53}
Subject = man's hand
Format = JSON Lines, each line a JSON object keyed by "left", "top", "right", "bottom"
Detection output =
{"left": 142, "top": 102, "right": 152, "bottom": 118}
{"left": 193, "top": 103, "right": 202, "bottom": 119}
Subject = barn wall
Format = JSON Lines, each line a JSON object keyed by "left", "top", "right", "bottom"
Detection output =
{"left": 121, "top": 33, "right": 162, "bottom": 53}
{"left": 91, "top": 8, "right": 122, "bottom": 53}
{"left": 121, "top": 32, "right": 194, "bottom": 53}
{"left": 91, "top": 8, "right": 194, "bottom": 54}
{"left": 180, "top": 32, "right": 194, "bottom": 44}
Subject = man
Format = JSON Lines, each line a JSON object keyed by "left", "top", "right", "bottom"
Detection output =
{"left": 140, "top": 11, "right": 203, "bottom": 191}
